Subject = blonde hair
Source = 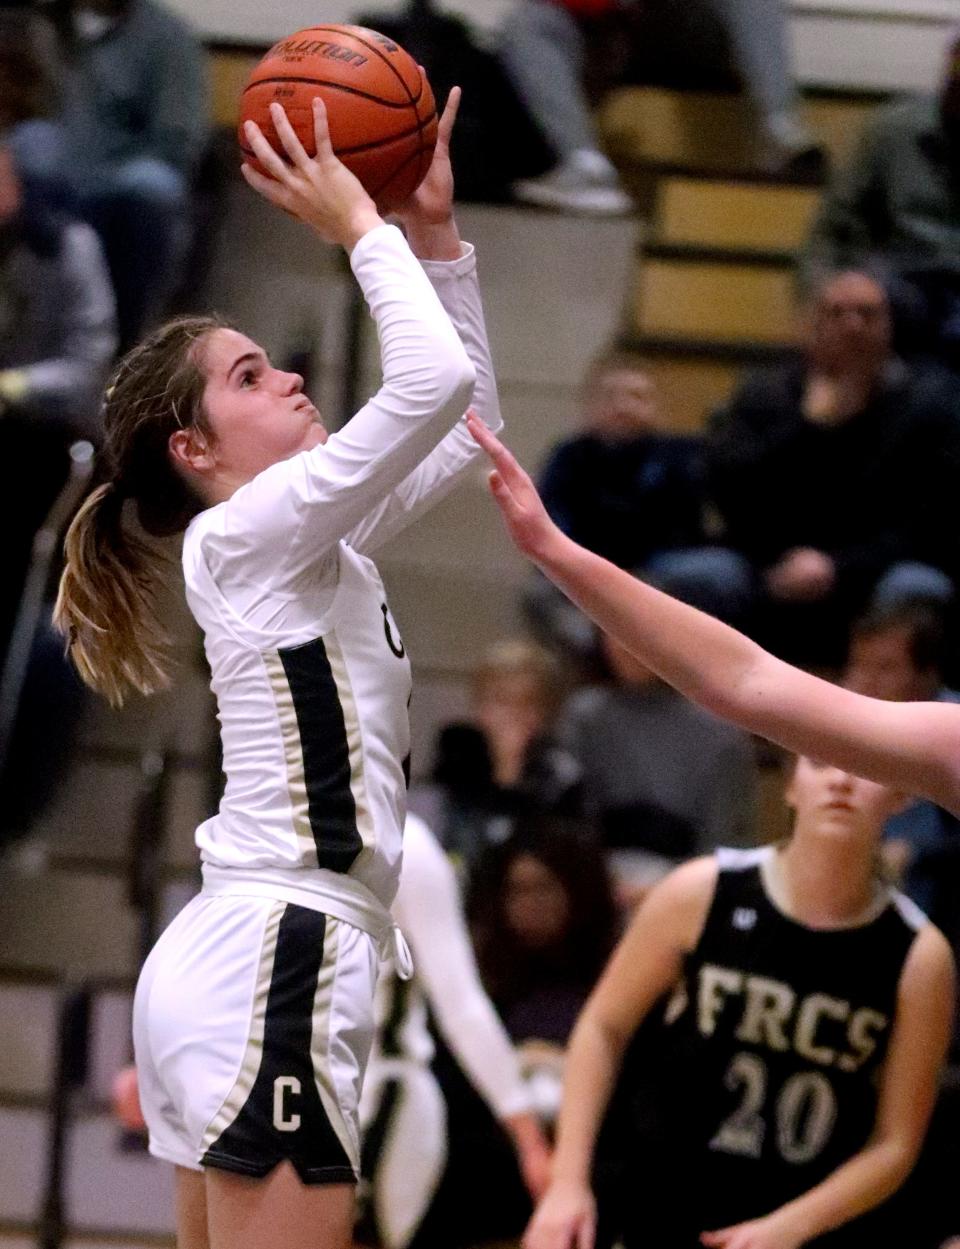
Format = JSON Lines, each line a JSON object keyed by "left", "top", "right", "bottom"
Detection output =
{"left": 470, "top": 639, "right": 565, "bottom": 716}
{"left": 54, "top": 315, "right": 228, "bottom": 706}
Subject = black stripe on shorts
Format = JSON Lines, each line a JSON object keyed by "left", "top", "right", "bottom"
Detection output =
{"left": 202, "top": 904, "right": 356, "bottom": 1184}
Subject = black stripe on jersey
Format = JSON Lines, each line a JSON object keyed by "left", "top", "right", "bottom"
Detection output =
{"left": 202, "top": 904, "right": 356, "bottom": 1184}
{"left": 280, "top": 636, "right": 363, "bottom": 874}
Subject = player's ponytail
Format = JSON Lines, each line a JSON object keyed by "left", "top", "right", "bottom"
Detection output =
{"left": 54, "top": 315, "right": 228, "bottom": 706}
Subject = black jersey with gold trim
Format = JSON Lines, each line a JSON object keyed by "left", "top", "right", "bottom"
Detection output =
{"left": 666, "top": 847, "right": 923, "bottom": 1233}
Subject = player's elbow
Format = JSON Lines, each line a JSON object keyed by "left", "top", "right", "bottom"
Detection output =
{"left": 441, "top": 346, "right": 477, "bottom": 413}
{"left": 578, "top": 1000, "right": 632, "bottom": 1063}
{"left": 402, "top": 343, "right": 475, "bottom": 422}
{"left": 870, "top": 1131, "right": 923, "bottom": 1196}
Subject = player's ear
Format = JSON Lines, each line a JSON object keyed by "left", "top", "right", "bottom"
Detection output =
{"left": 169, "top": 426, "right": 215, "bottom": 476}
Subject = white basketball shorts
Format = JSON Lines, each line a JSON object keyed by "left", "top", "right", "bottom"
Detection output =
{"left": 133, "top": 891, "right": 378, "bottom": 1183}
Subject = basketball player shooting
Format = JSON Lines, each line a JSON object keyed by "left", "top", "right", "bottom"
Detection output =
{"left": 55, "top": 84, "right": 505, "bottom": 1249}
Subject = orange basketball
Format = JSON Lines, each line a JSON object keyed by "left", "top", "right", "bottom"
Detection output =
{"left": 239, "top": 25, "right": 438, "bottom": 214}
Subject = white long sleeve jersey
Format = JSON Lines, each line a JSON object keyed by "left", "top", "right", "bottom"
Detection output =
{"left": 182, "top": 224, "right": 500, "bottom": 914}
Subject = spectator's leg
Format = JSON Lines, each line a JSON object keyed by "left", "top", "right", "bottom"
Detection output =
{"left": 501, "top": 0, "right": 631, "bottom": 214}
{"left": 83, "top": 157, "right": 191, "bottom": 351}
{"left": 642, "top": 547, "right": 754, "bottom": 625}
{"left": 870, "top": 561, "right": 954, "bottom": 611}
{"left": 500, "top": 0, "right": 596, "bottom": 165}
{"left": 712, "top": 0, "right": 815, "bottom": 164}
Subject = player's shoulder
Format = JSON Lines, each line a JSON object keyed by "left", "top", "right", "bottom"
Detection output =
{"left": 714, "top": 845, "right": 771, "bottom": 875}
{"left": 640, "top": 856, "right": 719, "bottom": 952}
{"left": 646, "top": 855, "right": 718, "bottom": 916}
{"left": 656, "top": 847, "right": 769, "bottom": 907}
{"left": 893, "top": 915, "right": 956, "bottom": 1015}
{"left": 900, "top": 911, "right": 955, "bottom": 976}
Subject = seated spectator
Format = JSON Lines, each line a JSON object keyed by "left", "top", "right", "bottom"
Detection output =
{"left": 558, "top": 625, "right": 758, "bottom": 901}
{"left": 0, "top": 8, "right": 80, "bottom": 219}
{"left": 469, "top": 819, "right": 619, "bottom": 1053}
{"left": 0, "top": 137, "right": 112, "bottom": 842}
{"left": 47, "top": 0, "right": 208, "bottom": 350}
{"left": 500, "top": 0, "right": 816, "bottom": 214}
{"left": 409, "top": 640, "right": 581, "bottom": 878}
{"left": 525, "top": 353, "right": 744, "bottom": 659}
{"left": 707, "top": 268, "right": 960, "bottom": 667}
{"left": 804, "top": 28, "right": 960, "bottom": 368}
{"left": 0, "top": 139, "right": 115, "bottom": 650}
{"left": 843, "top": 600, "right": 960, "bottom": 914}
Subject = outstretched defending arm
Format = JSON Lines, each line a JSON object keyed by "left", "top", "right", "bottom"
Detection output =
{"left": 467, "top": 416, "right": 960, "bottom": 815}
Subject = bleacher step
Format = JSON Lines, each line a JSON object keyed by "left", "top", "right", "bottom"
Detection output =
{"left": 634, "top": 256, "right": 797, "bottom": 346}
{"left": 29, "top": 756, "right": 208, "bottom": 876}
{"left": 655, "top": 177, "right": 820, "bottom": 255}
{"left": 599, "top": 86, "right": 882, "bottom": 177}
{"left": 0, "top": 867, "right": 196, "bottom": 981}
{"left": 0, "top": 1107, "right": 174, "bottom": 1238}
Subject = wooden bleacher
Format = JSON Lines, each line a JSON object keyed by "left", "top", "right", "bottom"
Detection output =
{"left": 591, "top": 84, "right": 886, "bottom": 431}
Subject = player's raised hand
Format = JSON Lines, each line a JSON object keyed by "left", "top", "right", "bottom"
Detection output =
{"left": 396, "top": 85, "right": 460, "bottom": 227}
{"left": 241, "top": 99, "right": 382, "bottom": 250}
{"left": 466, "top": 413, "right": 564, "bottom": 567}
{"left": 523, "top": 1179, "right": 596, "bottom": 1249}
{"left": 393, "top": 85, "right": 462, "bottom": 260}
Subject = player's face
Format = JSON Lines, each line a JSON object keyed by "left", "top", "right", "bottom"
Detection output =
{"left": 785, "top": 756, "right": 903, "bottom": 842}
{"left": 200, "top": 329, "right": 327, "bottom": 480}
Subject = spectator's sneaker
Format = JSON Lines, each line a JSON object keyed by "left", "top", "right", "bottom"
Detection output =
{"left": 512, "top": 150, "right": 633, "bottom": 216}
{"left": 758, "top": 111, "right": 828, "bottom": 182}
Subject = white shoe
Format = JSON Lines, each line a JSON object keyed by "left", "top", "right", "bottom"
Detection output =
{"left": 513, "top": 150, "right": 633, "bottom": 216}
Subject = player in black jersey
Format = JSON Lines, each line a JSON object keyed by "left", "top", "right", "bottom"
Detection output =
{"left": 465, "top": 419, "right": 957, "bottom": 1249}
{"left": 523, "top": 755, "right": 952, "bottom": 1249}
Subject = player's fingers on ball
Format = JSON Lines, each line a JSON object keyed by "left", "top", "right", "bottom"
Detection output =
{"left": 269, "top": 101, "right": 311, "bottom": 168}
{"left": 240, "top": 161, "right": 290, "bottom": 204}
{"left": 311, "top": 96, "right": 336, "bottom": 161}
{"left": 243, "top": 120, "right": 291, "bottom": 182}
{"left": 438, "top": 85, "right": 462, "bottom": 143}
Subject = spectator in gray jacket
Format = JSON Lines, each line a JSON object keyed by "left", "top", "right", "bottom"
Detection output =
{"left": 0, "top": 140, "right": 115, "bottom": 648}
{"left": 557, "top": 623, "right": 758, "bottom": 903}
{"left": 40, "top": 0, "right": 208, "bottom": 349}
{"left": 804, "top": 27, "right": 960, "bottom": 365}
